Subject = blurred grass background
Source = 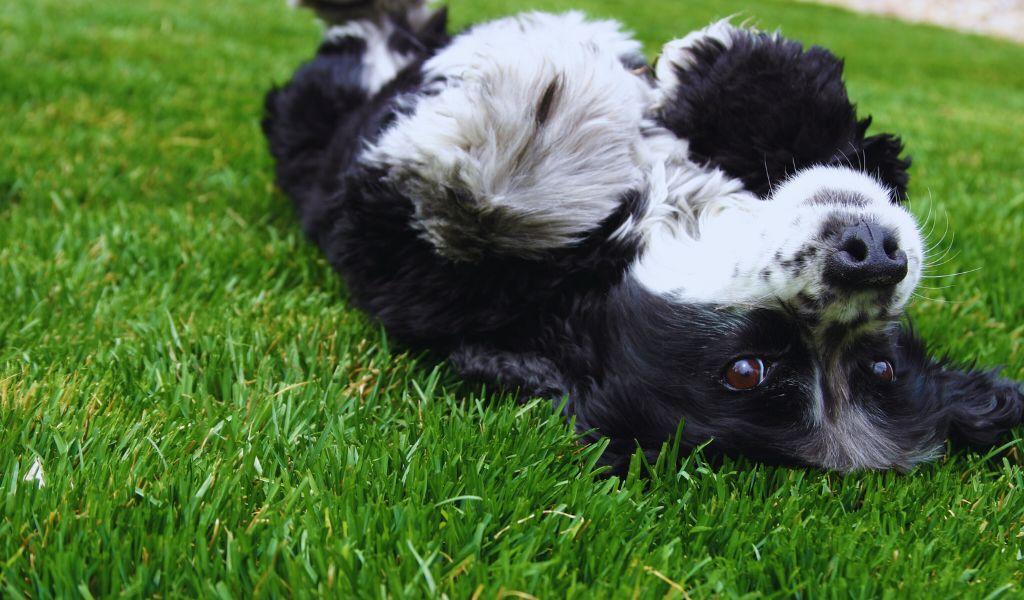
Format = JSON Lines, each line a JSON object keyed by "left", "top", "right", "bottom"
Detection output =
{"left": 1, "top": 0, "right": 1022, "bottom": 597}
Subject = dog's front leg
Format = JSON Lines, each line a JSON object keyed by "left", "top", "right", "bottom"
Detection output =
{"left": 448, "top": 344, "right": 569, "bottom": 404}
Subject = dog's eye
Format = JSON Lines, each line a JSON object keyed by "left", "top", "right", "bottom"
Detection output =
{"left": 870, "top": 360, "right": 895, "bottom": 383}
{"left": 723, "top": 358, "right": 768, "bottom": 390}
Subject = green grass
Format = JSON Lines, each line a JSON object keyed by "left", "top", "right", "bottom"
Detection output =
{"left": 2, "top": 0, "right": 1023, "bottom": 597}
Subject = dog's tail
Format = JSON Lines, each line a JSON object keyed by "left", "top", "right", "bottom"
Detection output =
{"left": 263, "top": 1, "right": 448, "bottom": 227}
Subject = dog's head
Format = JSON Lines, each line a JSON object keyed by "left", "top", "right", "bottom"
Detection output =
{"left": 580, "top": 163, "right": 1022, "bottom": 472}
{"left": 557, "top": 23, "right": 1023, "bottom": 473}
{"left": 592, "top": 163, "right": 947, "bottom": 471}
{"left": 573, "top": 279, "right": 1023, "bottom": 473}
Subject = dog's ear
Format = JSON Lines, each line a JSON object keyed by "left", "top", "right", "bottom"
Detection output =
{"left": 448, "top": 345, "right": 569, "bottom": 401}
{"left": 933, "top": 364, "right": 1024, "bottom": 449}
{"left": 856, "top": 118, "right": 912, "bottom": 202}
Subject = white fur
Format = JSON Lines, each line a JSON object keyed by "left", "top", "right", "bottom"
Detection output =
{"left": 654, "top": 19, "right": 742, "bottom": 105}
{"left": 806, "top": 362, "right": 901, "bottom": 470}
{"left": 325, "top": 20, "right": 412, "bottom": 95}
{"left": 631, "top": 165, "right": 923, "bottom": 321}
{"left": 425, "top": 11, "right": 644, "bottom": 79}
{"left": 619, "top": 132, "right": 755, "bottom": 243}
{"left": 802, "top": 363, "right": 943, "bottom": 471}
{"left": 365, "top": 12, "right": 653, "bottom": 259}
{"left": 811, "top": 404, "right": 907, "bottom": 470}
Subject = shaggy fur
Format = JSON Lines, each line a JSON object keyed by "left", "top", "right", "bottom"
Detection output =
{"left": 263, "top": 2, "right": 1023, "bottom": 474}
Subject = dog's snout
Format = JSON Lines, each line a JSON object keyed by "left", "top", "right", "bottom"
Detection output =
{"left": 824, "top": 222, "right": 908, "bottom": 287}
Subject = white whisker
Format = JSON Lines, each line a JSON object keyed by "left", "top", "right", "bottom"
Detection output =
{"left": 923, "top": 237, "right": 957, "bottom": 268}
{"left": 922, "top": 250, "right": 961, "bottom": 269}
{"left": 920, "top": 267, "right": 981, "bottom": 279}
{"left": 924, "top": 222, "right": 952, "bottom": 255}
{"left": 911, "top": 292, "right": 952, "bottom": 304}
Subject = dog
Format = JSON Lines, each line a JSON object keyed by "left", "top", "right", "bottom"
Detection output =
{"left": 263, "top": 0, "right": 1023, "bottom": 473}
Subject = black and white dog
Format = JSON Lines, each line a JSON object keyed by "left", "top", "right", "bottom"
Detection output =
{"left": 264, "top": 0, "right": 1023, "bottom": 473}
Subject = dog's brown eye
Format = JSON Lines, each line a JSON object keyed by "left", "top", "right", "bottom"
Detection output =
{"left": 870, "top": 360, "right": 895, "bottom": 382}
{"left": 723, "top": 358, "right": 768, "bottom": 390}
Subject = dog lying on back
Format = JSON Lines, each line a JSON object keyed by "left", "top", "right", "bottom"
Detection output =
{"left": 264, "top": 0, "right": 1023, "bottom": 473}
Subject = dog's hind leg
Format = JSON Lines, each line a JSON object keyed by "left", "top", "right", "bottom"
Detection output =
{"left": 263, "top": 34, "right": 371, "bottom": 207}
{"left": 263, "top": 4, "right": 448, "bottom": 236}
{"left": 360, "top": 12, "right": 653, "bottom": 262}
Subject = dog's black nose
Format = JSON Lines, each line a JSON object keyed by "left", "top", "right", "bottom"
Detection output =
{"left": 824, "top": 222, "right": 908, "bottom": 287}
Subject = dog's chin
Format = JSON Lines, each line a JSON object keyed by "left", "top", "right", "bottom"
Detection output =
{"left": 826, "top": 292, "right": 902, "bottom": 323}
{"left": 789, "top": 284, "right": 913, "bottom": 335}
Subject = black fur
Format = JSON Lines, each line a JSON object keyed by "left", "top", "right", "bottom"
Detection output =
{"left": 263, "top": 10, "right": 1022, "bottom": 473}
{"left": 658, "top": 31, "right": 912, "bottom": 200}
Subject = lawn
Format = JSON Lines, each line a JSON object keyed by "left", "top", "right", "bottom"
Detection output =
{"left": 2, "top": 0, "right": 1023, "bottom": 597}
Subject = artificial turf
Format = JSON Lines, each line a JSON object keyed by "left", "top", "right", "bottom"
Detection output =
{"left": 2, "top": 0, "right": 1023, "bottom": 597}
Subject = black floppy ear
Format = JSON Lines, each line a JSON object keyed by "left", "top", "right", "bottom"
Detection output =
{"left": 934, "top": 365, "right": 1024, "bottom": 449}
{"left": 448, "top": 345, "right": 569, "bottom": 402}
{"left": 858, "top": 122, "right": 912, "bottom": 202}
